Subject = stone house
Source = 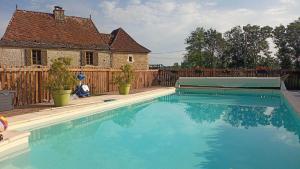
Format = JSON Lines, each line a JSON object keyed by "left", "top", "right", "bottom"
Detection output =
{"left": 0, "top": 6, "right": 150, "bottom": 70}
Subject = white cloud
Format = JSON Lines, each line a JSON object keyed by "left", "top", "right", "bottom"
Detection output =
{"left": 205, "top": 1, "right": 217, "bottom": 7}
{"left": 265, "top": 7, "right": 287, "bottom": 15}
{"left": 29, "top": 0, "right": 43, "bottom": 9}
{"left": 279, "top": 0, "right": 296, "bottom": 5}
{"left": 97, "top": 0, "right": 300, "bottom": 65}
{"left": 274, "top": 127, "right": 300, "bottom": 147}
{"left": 130, "top": 0, "right": 141, "bottom": 5}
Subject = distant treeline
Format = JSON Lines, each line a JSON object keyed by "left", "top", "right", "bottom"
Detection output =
{"left": 180, "top": 18, "right": 300, "bottom": 69}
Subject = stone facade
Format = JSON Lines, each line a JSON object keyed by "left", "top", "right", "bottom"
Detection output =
{"left": 98, "top": 52, "right": 111, "bottom": 68}
{"left": 112, "top": 52, "right": 149, "bottom": 70}
{"left": 47, "top": 49, "right": 80, "bottom": 66}
{"left": 0, "top": 47, "right": 25, "bottom": 66}
{"left": 0, "top": 48, "right": 149, "bottom": 69}
{"left": 46, "top": 50, "right": 114, "bottom": 68}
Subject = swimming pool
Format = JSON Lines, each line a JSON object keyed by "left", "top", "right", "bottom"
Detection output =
{"left": 1, "top": 89, "right": 300, "bottom": 169}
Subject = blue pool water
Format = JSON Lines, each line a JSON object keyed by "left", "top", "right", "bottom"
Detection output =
{"left": 1, "top": 90, "right": 300, "bottom": 169}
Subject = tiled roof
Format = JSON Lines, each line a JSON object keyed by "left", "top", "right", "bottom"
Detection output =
{"left": 110, "top": 28, "right": 151, "bottom": 53}
{"left": 0, "top": 39, "right": 104, "bottom": 50}
{"left": 0, "top": 9, "right": 150, "bottom": 53}
{"left": 99, "top": 33, "right": 112, "bottom": 45}
{"left": 1, "top": 10, "right": 109, "bottom": 50}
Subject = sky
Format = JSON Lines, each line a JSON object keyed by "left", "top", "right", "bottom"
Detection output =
{"left": 0, "top": 0, "right": 299, "bottom": 66}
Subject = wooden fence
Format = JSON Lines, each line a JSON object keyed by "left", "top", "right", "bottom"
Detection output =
{"left": 0, "top": 66, "right": 159, "bottom": 106}
{"left": 1, "top": 66, "right": 300, "bottom": 107}
{"left": 158, "top": 68, "right": 300, "bottom": 90}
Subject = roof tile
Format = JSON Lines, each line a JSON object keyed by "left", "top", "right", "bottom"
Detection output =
{"left": 110, "top": 28, "right": 151, "bottom": 53}
{"left": 1, "top": 10, "right": 108, "bottom": 50}
{"left": 0, "top": 9, "right": 150, "bottom": 53}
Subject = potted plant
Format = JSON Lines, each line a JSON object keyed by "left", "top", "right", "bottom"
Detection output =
{"left": 46, "top": 58, "right": 77, "bottom": 107}
{"left": 113, "top": 64, "right": 134, "bottom": 95}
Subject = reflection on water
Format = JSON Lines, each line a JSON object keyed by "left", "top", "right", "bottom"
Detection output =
{"left": 111, "top": 102, "right": 153, "bottom": 127}
{"left": 30, "top": 101, "right": 152, "bottom": 144}
{"left": 160, "top": 92, "right": 300, "bottom": 169}
{"left": 160, "top": 93, "right": 300, "bottom": 141}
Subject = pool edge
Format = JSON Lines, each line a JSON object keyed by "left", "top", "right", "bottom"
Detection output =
{"left": 0, "top": 131, "right": 30, "bottom": 160}
{"left": 282, "top": 90, "right": 300, "bottom": 114}
{"left": 8, "top": 88, "right": 176, "bottom": 131}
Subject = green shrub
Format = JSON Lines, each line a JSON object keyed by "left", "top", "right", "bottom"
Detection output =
{"left": 113, "top": 64, "right": 134, "bottom": 85}
{"left": 46, "top": 57, "right": 77, "bottom": 91}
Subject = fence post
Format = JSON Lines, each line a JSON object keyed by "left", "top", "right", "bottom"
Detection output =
{"left": 158, "top": 69, "right": 161, "bottom": 86}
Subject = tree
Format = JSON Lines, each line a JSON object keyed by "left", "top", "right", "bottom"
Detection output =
{"left": 224, "top": 25, "right": 273, "bottom": 68}
{"left": 203, "top": 29, "right": 226, "bottom": 68}
{"left": 273, "top": 25, "right": 294, "bottom": 69}
{"left": 182, "top": 27, "right": 206, "bottom": 68}
{"left": 224, "top": 26, "right": 245, "bottom": 68}
{"left": 258, "top": 55, "right": 279, "bottom": 68}
{"left": 173, "top": 62, "right": 180, "bottom": 68}
{"left": 286, "top": 18, "right": 300, "bottom": 69}
{"left": 243, "top": 25, "right": 273, "bottom": 68}
{"left": 182, "top": 18, "right": 300, "bottom": 70}
{"left": 182, "top": 27, "right": 225, "bottom": 68}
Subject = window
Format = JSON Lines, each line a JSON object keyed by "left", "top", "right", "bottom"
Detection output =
{"left": 128, "top": 55, "right": 134, "bottom": 63}
{"left": 86, "top": 52, "right": 94, "bottom": 65}
{"left": 32, "top": 50, "right": 42, "bottom": 65}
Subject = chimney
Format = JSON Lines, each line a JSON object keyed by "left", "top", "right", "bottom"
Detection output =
{"left": 53, "top": 6, "right": 64, "bottom": 21}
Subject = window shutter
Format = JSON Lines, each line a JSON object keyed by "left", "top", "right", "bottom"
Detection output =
{"left": 80, "top": 51, "right": 86, "bottom": 66}
{"left": 41, "top": 50, "right": 48, "bottom": 66}
{"left": 93, "top": 52, "right": 98, "bottom": 66}
{"left": 24, "top": 49, "right": 32, "bottom": 66}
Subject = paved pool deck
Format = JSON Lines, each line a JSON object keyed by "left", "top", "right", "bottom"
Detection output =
{"left": 282, "top": 90, "right": 300, "bottom": 114}
{"left": 1, "top": 87, "right": 164, "bottom": 117}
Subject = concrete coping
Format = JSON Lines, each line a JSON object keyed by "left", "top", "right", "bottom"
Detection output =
{"left": 0, "top": 130, "right": 30, "bottom": 160}
{"left": 7, "top": 88, "right": 176, "bottom": 131}
{"left": 282, "top": 90, "right": 300, "bottom": 114}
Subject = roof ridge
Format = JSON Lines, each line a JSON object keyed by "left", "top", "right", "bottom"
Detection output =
{"left": 15, "top": 9, "right": 91, "bottom": 20}
{"left": 109, "top": 27, "right": 150, "bottom": 53}
{"left": 100, "top": 33, "right": 111, "bottom": 35}
{"left": 117, "top": 28, "right": 151, "bottom": 52}
{"left": 16, "top": 9, "right": 52, "bottom": 15}
{"left": 66, "top": 15, "right": 90, "bottom": 20}
{"left": 110, "top": 27, "right": 122, "bottom": 48}
{"left": 90, "top": 19, "right": 110, "bottom": 48}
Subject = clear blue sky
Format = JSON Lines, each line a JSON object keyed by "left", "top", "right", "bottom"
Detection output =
{"left": 0, "top": 0, "right": 299, "bottom": 65}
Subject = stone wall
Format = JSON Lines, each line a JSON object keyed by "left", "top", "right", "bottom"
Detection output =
{"left": 112, "top": 53, "right": 149, "bottom": 70}
{"left": 47, "top": 50, "right": 112, "bottom": 68}
{"left": 0, "top": 47, "right": 25, "bottom": 66}
{"left": 0, "top": 47, "right": 148, "bottom": 69}
{"left": 98, "top": 52, "right": 111, "bottom": 68}
{"left": 47, "top": 49, "right": 80, "bottom": 66}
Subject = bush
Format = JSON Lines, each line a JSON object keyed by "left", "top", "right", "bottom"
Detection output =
{"left": 46, "top": 58, "right": 77, "bottom": 91}
{"left": 113, "top": 64, "right": 134, "bottom": 86}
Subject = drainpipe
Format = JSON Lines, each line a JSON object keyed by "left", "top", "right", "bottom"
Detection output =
{"left": 109, "top": 47, "right": 113, "bottom": 69}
